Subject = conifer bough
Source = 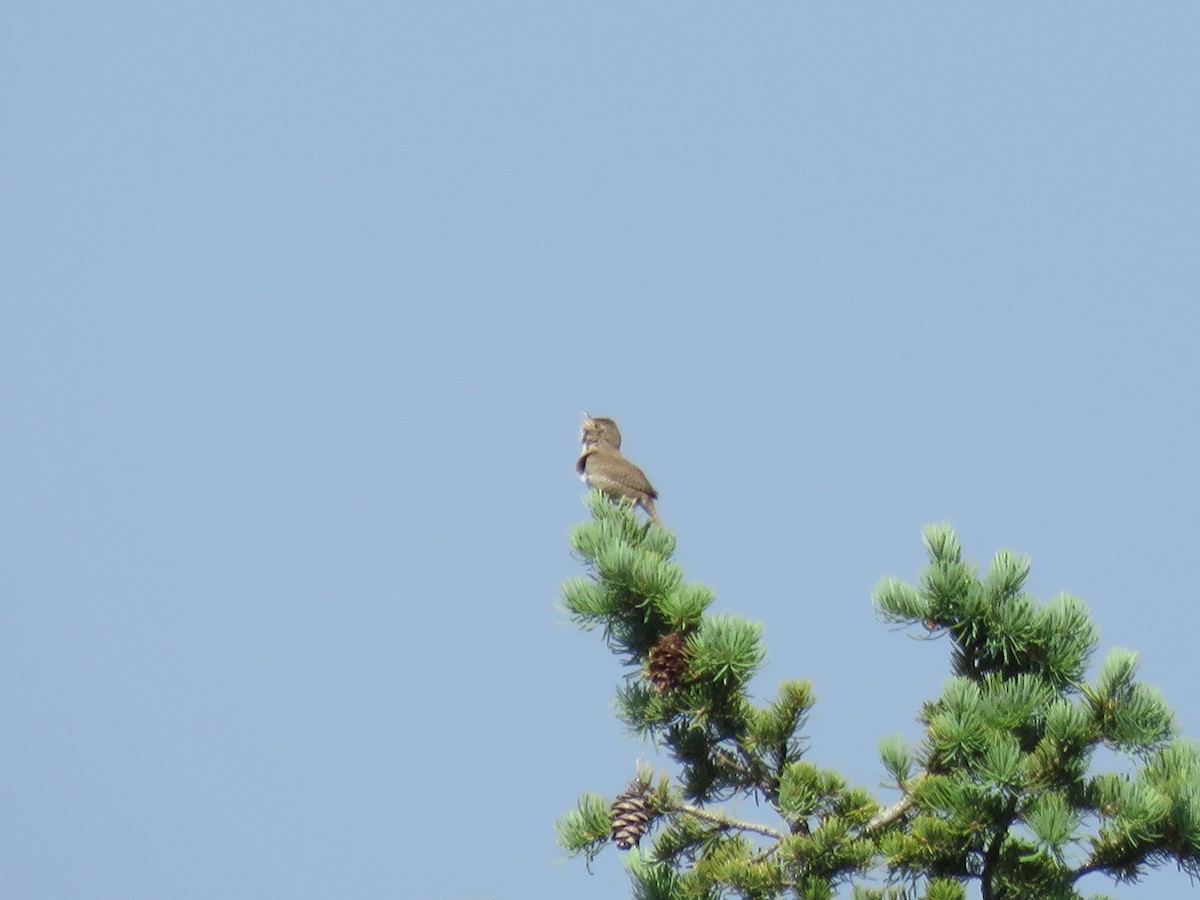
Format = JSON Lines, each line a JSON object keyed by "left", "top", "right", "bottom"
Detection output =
{"left": 557, "top": 494, "right": 1200, "bottom": 900}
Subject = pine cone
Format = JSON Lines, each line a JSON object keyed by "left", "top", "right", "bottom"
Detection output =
{"left": 647, "top": 631, "right": 689, "bottom": 693}
{"left": 610, "top": 780, "right": 652, "bottom": 850}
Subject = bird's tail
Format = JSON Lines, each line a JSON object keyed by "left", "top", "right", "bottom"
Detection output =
{"left": 641, "top": 497, "right": 663, "bottom": 527}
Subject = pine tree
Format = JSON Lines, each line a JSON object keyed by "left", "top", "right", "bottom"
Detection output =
{"left": 556, "top": 491, "right": 1200, "bottom": 900}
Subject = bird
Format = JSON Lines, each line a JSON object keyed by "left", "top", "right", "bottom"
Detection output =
{"left": 576, "top": 413, "right": 662, "bottom": 525}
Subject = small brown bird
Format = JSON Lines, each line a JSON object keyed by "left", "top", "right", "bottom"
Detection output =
{"left": 576, "top": 414, "right": 662, "bottom": 525}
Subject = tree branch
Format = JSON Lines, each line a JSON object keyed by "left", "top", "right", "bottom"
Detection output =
{"left": 865, "top": 794, "right": 914, "bottom": 833}
{"left": 863, "top": 774, "right": 926, "bottom": 833}
{"left": 666, "top": 801, "right": 788, "bottom": 841}
{"left": 980, "top": 799, "right": 1018, "bottom": 900}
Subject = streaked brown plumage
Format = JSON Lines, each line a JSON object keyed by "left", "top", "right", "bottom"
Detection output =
{"left": 576, "top": 414, "right": 662, "bottom": 525}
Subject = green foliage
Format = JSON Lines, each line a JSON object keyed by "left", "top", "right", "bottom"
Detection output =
{"left": 628, "top": 852, "right": 700, "bottom": 900}
{"left": 687, "top": 615, "right": 765, "bottom": 690}
{"left": 662, "top": 583, "right": 718, "bottom": 627}
{"left": 747, "top": 680, "right": 815, "bottom": 776}
{"left": 879, "top": 735, "right": 913, "bottom": 785}
{"left": 556, "top": 793, "right": 614, "bottom": 865}
{"left": 558, "top": 508, "right": 1200, "bottom": 898}
{"left": 1024, "top": 790, "right": 1076, "bottom": 857}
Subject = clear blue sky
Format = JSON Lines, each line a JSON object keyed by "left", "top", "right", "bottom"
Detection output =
{"left": 3, "top": 5, "right": 1198, "bottom": 899}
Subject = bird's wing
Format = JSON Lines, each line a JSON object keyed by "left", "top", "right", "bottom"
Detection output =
{"left": 575, "top": 447, "right": 593, "bottom": 475}
{"left": 609, "top": 452, "right": 658, "bottom": 498}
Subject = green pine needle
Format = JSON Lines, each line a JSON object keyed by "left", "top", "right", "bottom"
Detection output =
{"left": 982, "top": 549, "right": 1031, "bottom": 601}
{"left": 687, "top": 615, "right": 765, "bottom": 689}
{"left": 873, "top": 577, "right": 927, "bottom": 622}
{"left": 879, "top": 735, "right": 913, "bottom": 785}
{"left": 659, "top": 583, "right": 716, "bottom": 627}
{"left": 556, "top": 793, "right": 613, "bottom": 861}
{"left": 1024, "top": 790, "right": 1076, "bottom": 855}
